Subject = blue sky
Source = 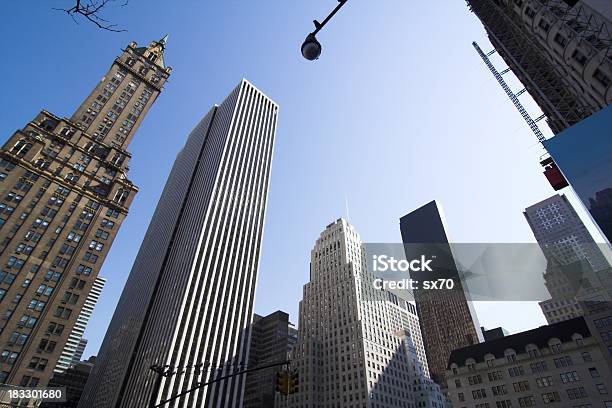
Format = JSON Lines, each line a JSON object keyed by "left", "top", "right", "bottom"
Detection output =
{"left": 3, "top": 0, "right": 600, "bottom": 358}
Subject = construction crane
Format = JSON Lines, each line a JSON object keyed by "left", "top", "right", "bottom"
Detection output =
{"left": 473, "top": 41, "right": 569, "bottom": 191}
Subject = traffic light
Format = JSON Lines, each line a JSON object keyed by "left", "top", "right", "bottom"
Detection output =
{"left": 276, "top": 370, "right": 290, "bottom": 395}
{"left": 288, "top": 369, "right": 299, "bottom": 394}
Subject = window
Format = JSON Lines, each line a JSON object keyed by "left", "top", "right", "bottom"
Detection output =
{"left": 530, "top": 361, "right": 548, "bottom": 373}
{"left": 76, "top": 264, "right": 93, "bottom": 276}
{"left": 101, "top": 218, "right": 115, "bottom": 229}
{"left": 538, "top": 18, "right": 551, "bottom": 32}
{"left": 106, "top": 208, "right": 120, "bottom": 218}
{"left": 28, "top": 357, "right": 48, "bottom": 371}
{"left": 44, "top": 271, "right": 62, "bottom": 282}
{"left": 95, "top": 229, "right": 109, "bottom": 240}
{"left": 8, "top": 331, "right": 28, "bottom": 346}
{"left": 89, "top": 240, "right": 104, "bottom": 251}
{"left": 560, "top": 371, "right": 580, "bottom": 383}
{"left": 17, "top": 314, "right": 37, "bottom": 329}
{"left": 508, "top": 366, "right": 524, "bottom": 377}
{"left": 37, "top": 339, "right": 56, "bottom": 353}
{"left": 61, "top": 291, "right": 79, "bottom": 305}
{"left": 536, "top": 376, "right": 553, "bottom": 388}
{"left": 518, "top": 396, "right": 536, "bottom": 407}
{"left": 468, "top": 374, "right": 483, "bottom": 385}
{"left": 458, "top": 392, "right": 464, "bottom": 402}
{"left": 593, "top": 68, "right": 611, "bottom": 88}
{"left": 571, "top": 49, "right": 588, "bottom": 66}
{"left": 589, "top": 367, "right": 600, "bottom": 378}
{"left": 542, "top": 391, "right": 560, "bottom": 403}
{"left": 581, "top": 352, "right": 592, "bottom": 362}
{"left": 553, "top": 356, "right": 572, "bottom": 368}
{"left": 47, "top": 322, "right": 64, "bottom": 335}
{"left": 496, "top": 401, "right": 511, "bottom": 408}
{"left": 83, "top": 252, "right": 98, "bottom": 264}
{"left": 492, "top": 385, "right": 507, "bottom": 396}
{"left": 488, "top": 371, "right": 503, "bottom": 381}
{"left": 27, "top": 299, "right": 46, "bottom": 312}
{"left": 19, "top": 376, "right": 39, "bottom": 387}
{"left": 513, "top": 381, "right": 530, "bottom": 392}
{"left": 472, "top": 389, "right": 487, "bottom": 399}
{"left": 0, "top": 350, "right": 19, "bottom": 365}
{"left": 598, "top": 384, "right": 608, "bottom": 394}
{"left": 566, "top": 387, "right": 587, "bottom": 400}
{"left": 554, "top": 33, "right": 568, "bottom": 47}
{"left": 54, "top": 306, "right": 72, "bottom": 320}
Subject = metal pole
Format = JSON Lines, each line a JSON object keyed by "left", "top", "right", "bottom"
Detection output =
{"left": 311, "top": 0, "right": 349, "bottom": 35}
{"left": 152, "top": 360, "right": 290, "bottom": 408}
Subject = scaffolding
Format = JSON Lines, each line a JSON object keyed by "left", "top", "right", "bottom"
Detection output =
{"left": 466, "top": 0, "right": 610, "bottom": 134}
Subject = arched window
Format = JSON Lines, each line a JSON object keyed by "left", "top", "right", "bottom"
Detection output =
{"left": 504, "top": 348, "right": 517, "bottom": 363}
{"left": 484, "top": 353, "right": 495, "bottom": 367}
{"left": 525, "top": 344, "right": 540, "bottom": 358}
{"left": 548, "top": 338, "right": 562, "bottom": 354}
{"left": 113, "top": 189, "right": 128, "bottom": 205}
{"left": 10, "top": 140, "right": 32, "bottom": 158}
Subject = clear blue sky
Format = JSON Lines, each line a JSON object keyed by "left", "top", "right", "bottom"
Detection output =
{"left": 4, "top": 0, "right": 598, "bottom": 358}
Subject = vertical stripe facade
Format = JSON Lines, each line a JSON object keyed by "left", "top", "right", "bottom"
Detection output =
{"left": 79, "top": 79, "right": 278, "bottom": 408}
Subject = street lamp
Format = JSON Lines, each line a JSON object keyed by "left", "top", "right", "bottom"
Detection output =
{"left": 301, "top": 0, "right": 349, "bottom": 61}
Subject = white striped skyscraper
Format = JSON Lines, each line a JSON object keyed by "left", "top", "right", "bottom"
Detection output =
{"left": 54, "top": 277, "right": 105, "bottom": 373}
{"left": 79, "top": 79, "right": 278, "bottom": 408}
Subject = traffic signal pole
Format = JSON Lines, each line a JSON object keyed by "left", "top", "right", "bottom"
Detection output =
{"left": 149, "top": 360, "right": 290, "bottom": 407}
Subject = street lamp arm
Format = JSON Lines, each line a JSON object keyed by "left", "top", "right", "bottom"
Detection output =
{"left": 311, "top": 0, "right": 349, "bottom": 35}
{"left": 301, "top": 0, "right": 349, "bottom": 60}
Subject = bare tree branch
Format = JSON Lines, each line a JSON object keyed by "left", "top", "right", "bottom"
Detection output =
{"left": 53, "top": 0, "right": 129, "bottom": 32}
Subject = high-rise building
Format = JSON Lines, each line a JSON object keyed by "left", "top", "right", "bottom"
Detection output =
{"left": 79, "top": 79, "right": 278, "bottom": 408}
{"left": 0, "top": 37, "right": 171, "bottom": 387}
{"left": 467, "top": 0, "right": 612, "bottom": 134}
{"left": 399, "top": 200, "right": 481, "bottom": 387}
{"left": 288, "top": 219, "right": 445, "bottom": 408}
{"left": 42, "top": 356, "right": 97, "bottom": 408}
{"left": 524, "top": 194, "right": 610, "bottom": 323}
{"left": 70, "top": 338, "right": 87, "bottom": 367}
{"left": 445, "top": 317, "right": 612, "bottom": 407}
{"left": 244, "top": 311, "right": 297, "bottom": 408}
{"left": 55, "top": 277, "right": 105, "bottom": 374}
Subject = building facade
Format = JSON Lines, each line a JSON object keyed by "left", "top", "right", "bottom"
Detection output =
{"left": 446, "top": 317, "right": 612, "bottom": 408}
{"left": 79, "top": 79, "right": 278, "bottom": 408}
{"left": 399, "top": 200, "right": 481, "bottom": 387}
{"left": 55, "top": 277, "right": 104, "bottom": 373}
{"left": 524, "top": 194, "right": 610, "bottom": 324}
{"left": 244, "top": 311, "right": 297, "bottom": 408}
{"left": 0, "top": 37, "right": 170, "bottom": 387}
{"left": 468, "top": 0, "right": 612, "bottom": 134}
{"left": 42, "top": 356, "right": 96, "bottom": 408}
{"left": 288, "top": 219, "right": 445, "bottom": 408}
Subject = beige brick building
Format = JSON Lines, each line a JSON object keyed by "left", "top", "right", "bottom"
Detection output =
{"left": 446, "top": 317, "right": 612, "bottom": 408}
{"left": 0, "top": 37, "right": 171, "bottom": 388}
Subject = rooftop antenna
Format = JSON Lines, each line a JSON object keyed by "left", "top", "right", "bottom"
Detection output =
{"left": 345, "top": 195, "right": 350, "bottom": 223}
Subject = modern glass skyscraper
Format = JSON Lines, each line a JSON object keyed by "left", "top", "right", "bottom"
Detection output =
{"left": 0, "top": 37, "right": 170, "bottom": 387}
{"left": 399, "top": 201, "right": 481, "bottom": 387}
{"left": 79, "top": 79, "right": 278, "bottom": 408}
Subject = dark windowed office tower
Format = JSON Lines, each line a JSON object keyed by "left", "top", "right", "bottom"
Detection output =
{"left": 79, "top": 79, "right": 278, "bottom": 408}
{"left": 399, "top": 200, "right": 481, "bottom": 387}
{"left": 0, "top": 38, "right": 170, "bottom": 387}
{"left": 244, "top": 311, "right": 297, "bottom": 408}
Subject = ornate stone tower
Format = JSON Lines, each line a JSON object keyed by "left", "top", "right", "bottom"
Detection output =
{"left": 0, "top": 37, "right": 171, "bottom": 388}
